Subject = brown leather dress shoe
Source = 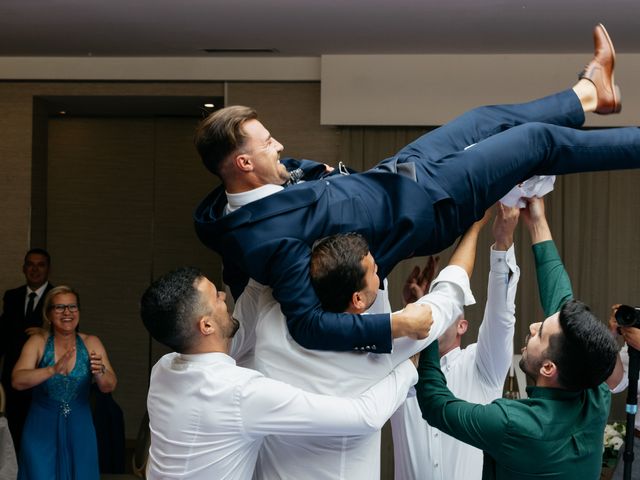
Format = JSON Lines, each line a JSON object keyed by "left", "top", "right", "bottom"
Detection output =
{"left": 579, "top": 23, "right": 622, "bottom": 114}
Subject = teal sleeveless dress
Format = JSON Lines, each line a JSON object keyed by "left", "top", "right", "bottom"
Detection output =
{"left": 18, "top": 335, "right": 99, "bottom": 479}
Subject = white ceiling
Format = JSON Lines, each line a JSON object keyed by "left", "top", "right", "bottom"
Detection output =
{"left": 1, "top": 0, "right": 639, "bottom": 57}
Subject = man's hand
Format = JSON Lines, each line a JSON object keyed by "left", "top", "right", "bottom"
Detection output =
{"left": 391, "top": 303, "right": 433, "bottom": 339}
{"left": 621, "top": 326, "right": 640, "bottom": 351}
{"left": 521, "top": 196, "right": 546, "bottom": 227}
{"left": 402, "top": 256, "right": 440, "bottom": 304}
{"left": 24, "top": 327, "right": 46, "bottom": 336}
{"left": 492, "top": 203, "right": 519, "bottom": 251}
{"left": 471, "top": 207, "right": 493, "bottom": 232}
{"left": 608, "top": 304, "right": 622, "bottom": 336}
{"left": 522, "top": 197, "right": 552, "bottom": 244}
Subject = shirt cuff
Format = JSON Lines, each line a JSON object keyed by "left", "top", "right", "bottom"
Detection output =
{"left": 490, "top": 244, "right": 516, "bottom": 274}
{"left": 429, "top": 265, "right": 475, "bottom": 306}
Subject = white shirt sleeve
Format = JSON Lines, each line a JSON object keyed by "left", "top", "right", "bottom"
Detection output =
{"left": 239, "top": 360, "right": 418, "bottom": 436}
{"left": 475, "top": 244, "right": 520, "bottom": 390}
{"left": 391, "top": 265, "right": 475, "bottom": 360}
{"left": 610, "top": 344, "right": 629, "bottom": 393}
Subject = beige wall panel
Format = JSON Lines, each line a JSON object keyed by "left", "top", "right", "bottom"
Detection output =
{"left": 0, "top": 90, "right": 36, "bottom": 288}
{"left": 47, "top": 117, "right": 155, "bottom": 438}
{"left": 227, "top": 82, "right": 341, "bottom": 165}
{"left": 0, "top": 81, "right": 223, "bottom": 299}
{"left": 321, "top": 53, "right": 640, "bottom": 127}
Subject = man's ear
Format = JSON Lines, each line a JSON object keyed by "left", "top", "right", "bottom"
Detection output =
{"left": 198, "top": 315, "right": 216, "bottom": 336}
{"left": 233, "top": 152, "right": 253, "bottom": 173}
{"left": 539, "top": 359, "right": 558, "bottom": 380}
{"left": 350, "top": 290, "right": 367, "bottom": 313}
{"left": 457, "top": 318, "right": 469, "bottom": 335}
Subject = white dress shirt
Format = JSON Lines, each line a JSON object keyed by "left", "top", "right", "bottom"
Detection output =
{"left": 232, "top": 265, "right": 474, "bottom": 480}
{"left": 224, "top": 184, "right": 284, "bottom": 214}
{"left": 391, "top": 245, "right": 519, "bottom": 480}
{"left": 145, "top": 328, "right": 417, "bottom": 480}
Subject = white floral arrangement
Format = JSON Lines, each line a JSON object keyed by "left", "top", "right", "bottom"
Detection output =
{"left": 603, "top": 422, "right": 626, "bottom": 468}
{"left": 604, "top": 422, "right": 625, "bottom": 452}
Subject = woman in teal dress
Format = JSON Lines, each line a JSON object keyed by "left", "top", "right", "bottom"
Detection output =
{"left": 12, "top": 285, "right": 117, "bottom": 479}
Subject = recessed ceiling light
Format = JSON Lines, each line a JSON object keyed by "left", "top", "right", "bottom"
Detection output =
{"left": 204, "top": 103, "right": 215, "bottom": 108}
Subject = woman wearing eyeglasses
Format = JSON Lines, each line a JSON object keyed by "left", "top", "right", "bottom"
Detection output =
{"left": 11, "top": 285, "right": 117, "bottom": 480}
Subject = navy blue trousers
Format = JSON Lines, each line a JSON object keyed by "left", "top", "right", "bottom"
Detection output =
{"left": 388, "top": 89, "right": 640, "bottom": 248}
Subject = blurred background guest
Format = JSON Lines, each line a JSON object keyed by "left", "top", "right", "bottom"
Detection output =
{"left": 609, "top": 304, "right": 640, "bottom": 479}
{"left": 0, "top": 248, "right": 54, "bottom": 452}
{"left": 12, "top": 285, "right": 117, "bottom": 480}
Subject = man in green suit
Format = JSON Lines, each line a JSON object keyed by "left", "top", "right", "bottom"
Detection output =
{"left": 416, "top": 197, "right": 623, "bottom": 479}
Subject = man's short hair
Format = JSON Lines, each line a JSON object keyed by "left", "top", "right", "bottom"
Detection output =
{"left": 310, "top": 233, "right": 370, "bottom": 313}
{"left": 194, "top": 105, "right": 258, "bottom": 176}
{"left": 140, "top": 267, "right": 208, "bottom": 353}
{"left": 24, "top": 248, "right": 51, "bottom": 265}
{"left": 546, "top": 300, "right": 618, "bottom": 390}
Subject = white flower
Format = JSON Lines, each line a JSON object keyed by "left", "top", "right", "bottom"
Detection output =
{"left": 603, "top": 422, "right": 626, "bottom": 452}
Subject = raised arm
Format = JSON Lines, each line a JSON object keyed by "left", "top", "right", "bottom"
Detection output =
{"left": 522, "top": 197, "right": 573, "bottom": 315}
{"left": 243, "top": 359, "right": 418, "bottom": 436}
{"left": 475, "top": 203, "right": 520, "bottom": 389}
{"left": 448, "top": 209, "right": 491, "bottom": 278}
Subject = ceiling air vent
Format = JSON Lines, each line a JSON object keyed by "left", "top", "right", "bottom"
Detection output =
{"left": 203, "top": 48, "right": 279, "bottom": 54}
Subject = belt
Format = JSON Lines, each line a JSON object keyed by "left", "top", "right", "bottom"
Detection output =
{"left": 634, "top": 428, "right": 640, "bottom": 439}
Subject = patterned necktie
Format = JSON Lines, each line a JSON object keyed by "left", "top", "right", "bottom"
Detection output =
{"left": 25, "top": 291, "right": 37, "bottom": 318}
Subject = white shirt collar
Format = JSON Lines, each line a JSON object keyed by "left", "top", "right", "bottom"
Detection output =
{"left": 28, "top": 282, "right": 49, "bottom": 298}
{"left": 225, "top": 184, "right": 284, "bottom": 214}
{"left": 174, "top": 351, "right": 236, "bottom": 366}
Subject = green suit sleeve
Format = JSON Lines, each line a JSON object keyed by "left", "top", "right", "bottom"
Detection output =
{"left": 531, "top": 240, "right": 574, "bottom": 317}
{"left": 415, "top": 341, "right": 508, "bottom": 454}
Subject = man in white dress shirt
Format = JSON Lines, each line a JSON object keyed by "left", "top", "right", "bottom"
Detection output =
{"left": 233, "top": 214, "right": 486, "bottom": 479}
{"left": 140, "top": 267, "right": 418, "bottom": 480}
{"left": 390, "top": 203, "right": 520, "bottom": 480}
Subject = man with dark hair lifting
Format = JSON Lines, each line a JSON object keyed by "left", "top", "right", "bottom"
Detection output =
{"left": 194, "top": 24, "right": 640, "bottom": 354}
{"left": 140, "top": 267, "right": 418, "bottom": 480}
{"left": 415, "top": 197, "right": 623, "bottom": 479}
{"left": 310, "top": 206, "right": 520, "bottom": 480}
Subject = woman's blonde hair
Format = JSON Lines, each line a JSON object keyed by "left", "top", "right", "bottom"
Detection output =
{"left": 41, "top": 285, "right": 81, "bottom": 330}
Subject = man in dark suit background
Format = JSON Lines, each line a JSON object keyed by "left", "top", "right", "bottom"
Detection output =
{"left": 0, "top": 248, "right": 53, "bottom": 451}
{"left": 193, "top": 24, "right": 639, "bottom": 355}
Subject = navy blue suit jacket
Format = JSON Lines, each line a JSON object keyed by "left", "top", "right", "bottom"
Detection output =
{"left": 195, "top": 158, "right": 455, "bottom": 353}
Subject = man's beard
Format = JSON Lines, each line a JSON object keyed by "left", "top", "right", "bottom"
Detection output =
{"left": 227, "top": 316, "right": 240, "bottom": 338}
{"left": 518, "top": 338, "right": 540, "bottom": 383}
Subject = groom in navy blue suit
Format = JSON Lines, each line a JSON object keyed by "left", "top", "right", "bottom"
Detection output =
{"left": 194, "top": 24, "right": 638, "bottom": 354}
